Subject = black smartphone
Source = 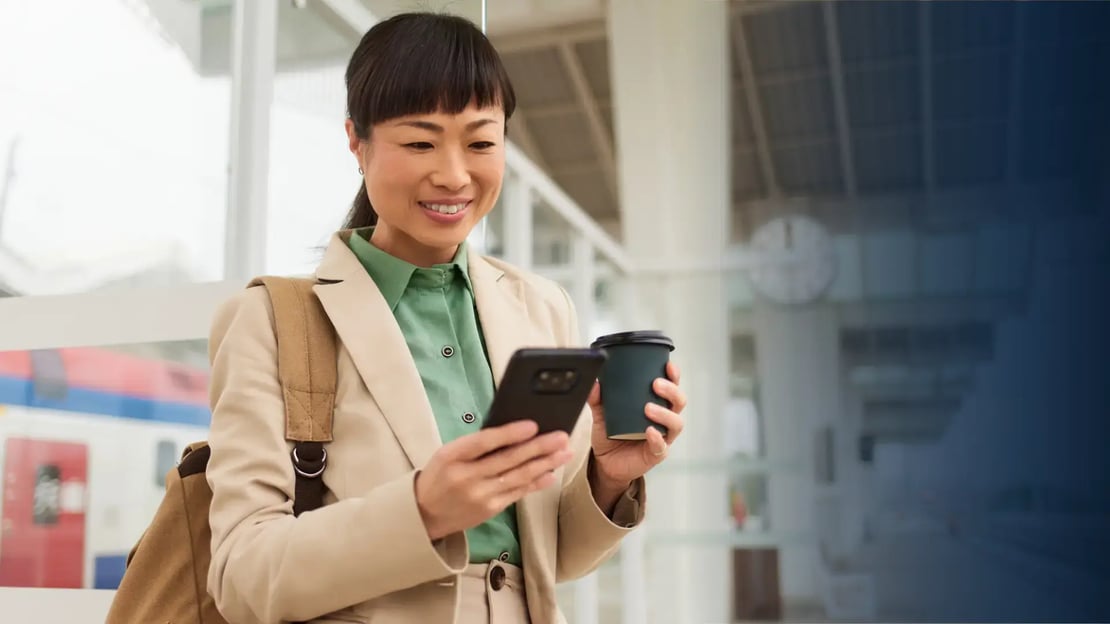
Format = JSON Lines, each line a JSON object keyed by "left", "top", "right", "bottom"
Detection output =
{"left": 482, "top": 348, "right": 607, "bottom": 436}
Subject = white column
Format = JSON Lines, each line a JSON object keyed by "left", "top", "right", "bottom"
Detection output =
{"left": 503, "top": 175, "right": 534, "bottom": 271}
{"left": 224, "top": 0, "right": 277, "bottom": 280}
{"left": 752, "top": 305, "right": 842, "bottom": 606}
{"left": 608, "top": 2, "right": 732, "bottom": 623}
{"left": 570, "top": 234, "right": 600, "bottom": 624}
{"left": 571, "top": 236, "right": 596, "bottom": 338}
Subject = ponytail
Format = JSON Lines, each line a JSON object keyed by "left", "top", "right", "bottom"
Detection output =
{"left": 343, "top": 183, "right": 378, "bottom": 229}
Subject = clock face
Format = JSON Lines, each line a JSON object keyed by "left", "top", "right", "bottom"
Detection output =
{"left": 748, "top": 215, "right": 836, "bottom": 305}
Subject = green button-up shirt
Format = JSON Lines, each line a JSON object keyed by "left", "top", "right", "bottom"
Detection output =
{"left": 348, "top": 229, "right": 521, "bottom": 565}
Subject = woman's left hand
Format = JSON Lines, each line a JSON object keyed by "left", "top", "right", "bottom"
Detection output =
{"left": 587, "top": 361, "right": 687, "bottom": 490}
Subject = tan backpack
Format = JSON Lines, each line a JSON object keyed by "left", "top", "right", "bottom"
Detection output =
{"left": 106, "top": 277, "right": 338, "bottom": 624}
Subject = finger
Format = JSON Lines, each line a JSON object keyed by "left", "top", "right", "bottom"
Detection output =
{"left": 494, "top": 470, "right": 559, "bottom": 509}
{"left": 451, "top": 420, "right": 539, "bottom": 461}
{"left": 588, "top": 380, "right": 602, "bottom": 408}
{"left": 588, "top": 381, "right": 606, "bottom": 424}
{"left": 644, "top": 403, "right": 684, "bottom": 440}
{"left": 652, "top": 378, "right": 688, "bottom": 413}
{"left": 488, "top": 483, "right": 535, "bottom": 514}
{"left": 478, "top": 430, "right": 570, "bottom": 477}
{"left": 495, "top": 447, "right": 573, "bottom": 492}
{"left": 666, "top": 361, "right": 682, "bottom": 385}
{"left": 646, "top": 426, "right": 669, "bottom": 463}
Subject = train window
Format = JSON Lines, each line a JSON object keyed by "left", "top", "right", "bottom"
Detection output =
{"left": 32, "top": 464, "right": 62, "bottom": 525}
{"left": 155, "top": 440, "right": 177, "bottom": 488}
{"left": 29, "top": 349, "right": 68, "bottom": 400}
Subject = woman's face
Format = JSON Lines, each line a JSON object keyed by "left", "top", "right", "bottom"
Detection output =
{"left": 346, "top": 102, "right": 506, "bottom": 267}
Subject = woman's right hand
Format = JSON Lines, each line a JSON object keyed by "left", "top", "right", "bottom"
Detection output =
{"left": 414, "top": 420, "right": 573, "bottom": 541}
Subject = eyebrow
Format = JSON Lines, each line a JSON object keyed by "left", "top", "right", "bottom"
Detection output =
{"left": 394, "top": 118, "right": 500, "bottom": 132}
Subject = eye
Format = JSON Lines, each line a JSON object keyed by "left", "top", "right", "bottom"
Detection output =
{"left": 470, "top": 141, "right": 497, "bottom": 150}
{"left": 404, "top": 142, "right": 434, "bottom": 151}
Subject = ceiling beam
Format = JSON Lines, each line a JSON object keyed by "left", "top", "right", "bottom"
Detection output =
{"left": 732, "top": 0, "right": 795, "bottom": 18}
{"left": 821, "top": 1, "right": 857, "bottom": 198}
{"left": 549, "top": 160, "right": 607, "bottom": 178}
{"left": 508, "top": 106, "right": 548, "bottom": 170}
{"left": 314, "top": 0, "right": 377, "bottom": 36}
{"left": 731, "top": 14, "right": 780, "bottom": 198}
{"left": 1006, "top": 3, "right": 1026, "bottom": 184}
{"left": 494, "top": 20, "right": 607, "bottom": 55}
{"left": 732, "top": 179, "right": 1079, "bottom": 234}
{"left": 919, "top": 2, "right": 935, "bottom": 194}
{"left": 525, "top": 99, "right": 612, "bottom": 119}
{"left": 556, "top": 40, "right": 619, "bottom": 204}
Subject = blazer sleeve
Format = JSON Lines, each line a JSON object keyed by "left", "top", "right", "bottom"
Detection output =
{"left": 205, "top": 288, "right": 468, "bottom": 624}
{"left": 551, "top": 285, "right": 648, "bottom": 582}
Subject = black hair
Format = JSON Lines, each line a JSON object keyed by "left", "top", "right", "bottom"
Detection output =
{"left": 342, "top": 12, "right": 517, "bottom": 229}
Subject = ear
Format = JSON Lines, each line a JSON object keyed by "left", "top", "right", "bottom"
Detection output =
{"left": 344, "top": 119, "right": 364, "bottom": 167}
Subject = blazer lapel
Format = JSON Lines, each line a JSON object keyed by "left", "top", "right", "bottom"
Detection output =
{"left": 313, "top": 232, "right": 442, "bottom": 469}
{"left": 467, "top": 251, "right": 532, "bottom": 386}
{"left": 468, "top": 250, "right": 562, "bottom": 611}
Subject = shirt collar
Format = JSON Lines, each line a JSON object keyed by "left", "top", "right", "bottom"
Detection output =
{"left": 347, "top": 228, "right": 473, "bottom": 310}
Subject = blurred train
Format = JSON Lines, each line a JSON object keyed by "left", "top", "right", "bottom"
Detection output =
{"left": 0, "top": 347, "right": 210, "bottom": 589}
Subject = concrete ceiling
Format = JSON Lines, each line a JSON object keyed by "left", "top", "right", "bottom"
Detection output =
{"left": 491, "top": 1, "right": 1109, "bottom": 239}
{"left": 142, "top": 0, "right": 1109, "bottom": 241}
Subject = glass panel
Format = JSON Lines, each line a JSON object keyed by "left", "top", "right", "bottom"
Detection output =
{"left": 590, "top": 253, "right": 625, "bottom": 339}
{"left": 266, "top": 61, "right": 357, "bottom": 275}
{"left": 533, "top": 200, "right": 572, "bottom": 266}
{"left": 0, "top": 340, "right": 209, "bottom": 589}
{"left": 0, "top": 1, "right": 231, "bottom": 296}
{"left": 264, "top": 2, "right": 500, "bottom": 275}
{"left": 154, "top": 440, "right": 177, "bottom": 488}
{"left": 476, "top": 189, "right": 508, "bottom": 259}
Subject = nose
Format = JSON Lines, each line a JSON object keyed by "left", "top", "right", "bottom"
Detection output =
{"left": 430, "top": 147, "right": 471, "bottom": 191}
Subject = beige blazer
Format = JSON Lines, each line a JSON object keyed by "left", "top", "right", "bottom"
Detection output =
{"left": 205, "top": 231, "right": 646, "bottom": 624}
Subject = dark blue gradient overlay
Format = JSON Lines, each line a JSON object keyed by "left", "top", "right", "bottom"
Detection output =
{"left": 733, "top": 2, "right": 1110, "bottom": 621}
{"left": 857, "top": 3, "right": 1106, "bottom": 620}
{"left": 895, "top": 4, "right": 1110, "bottom": 621}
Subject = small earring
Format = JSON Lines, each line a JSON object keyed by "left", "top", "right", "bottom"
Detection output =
{"left": 358, "top": 167, "right": 364, "bottom": 175}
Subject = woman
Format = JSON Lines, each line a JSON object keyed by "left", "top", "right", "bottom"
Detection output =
{"left": 205, "top": 12, "right": 687, "bottom": 624}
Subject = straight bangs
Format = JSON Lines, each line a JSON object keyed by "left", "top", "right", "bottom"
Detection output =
{"left": 346, "top": 13, "right": 516, "bottom": 135}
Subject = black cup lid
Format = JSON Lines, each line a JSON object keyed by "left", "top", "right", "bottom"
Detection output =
{"left": 590, "top": 330, "right": 674, "bottom": 351}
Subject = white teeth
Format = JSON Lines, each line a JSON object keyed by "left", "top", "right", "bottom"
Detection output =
{"left": 423, "top": 203, "right": 466, "bottom": 215}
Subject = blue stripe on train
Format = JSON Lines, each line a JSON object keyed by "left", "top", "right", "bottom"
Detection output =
{"left": 94, "top": 554, "right": 129, "bottom": 590}
{"left": 0, "top": 375, "right": 210, "bottom": 427}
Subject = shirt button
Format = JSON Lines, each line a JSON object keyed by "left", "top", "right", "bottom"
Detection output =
{"left": 498, "top": 551, "right": 511, "bottom": 562}
{"left": 441, "top": 345, "right": 455, "bottom": 358}
{"left": 461, "top": 412, "right": 476, "bottom": 424}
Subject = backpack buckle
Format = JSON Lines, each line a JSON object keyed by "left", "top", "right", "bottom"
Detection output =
{"left": 292, "top": 445, "right": 327, "bottom": 478}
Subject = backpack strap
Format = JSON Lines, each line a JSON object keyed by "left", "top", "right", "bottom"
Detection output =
{"left": 248, "top": 276, "right": 337, "bottom": 517}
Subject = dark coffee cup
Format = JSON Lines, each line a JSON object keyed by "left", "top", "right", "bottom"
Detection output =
{"left": 590, "top": 331, "right": 675, "bottom": 440}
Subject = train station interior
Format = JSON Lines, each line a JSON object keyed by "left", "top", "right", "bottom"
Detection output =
{"left": 0, "top": 1, "right": 1107, "bottom": 622}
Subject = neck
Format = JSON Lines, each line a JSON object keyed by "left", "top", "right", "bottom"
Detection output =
{"left": 368, "top": 225, "right": 457, "bottom": 267}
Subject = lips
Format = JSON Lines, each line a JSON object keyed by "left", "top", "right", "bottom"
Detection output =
{"left": 419, "top": 200, "right": 471, "bottom": 223}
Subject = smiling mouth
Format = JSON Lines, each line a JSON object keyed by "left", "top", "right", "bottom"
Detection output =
{"left": 419, "top": 201, "right": 471, "bottom": 215}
